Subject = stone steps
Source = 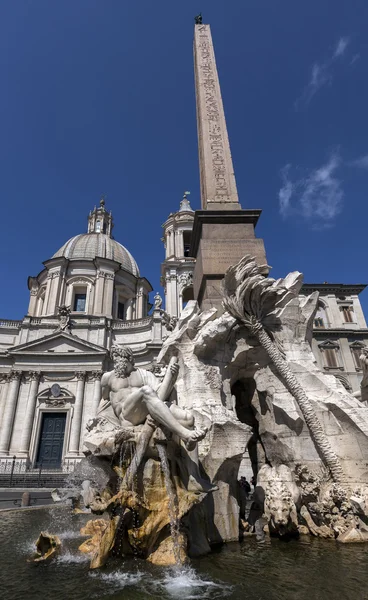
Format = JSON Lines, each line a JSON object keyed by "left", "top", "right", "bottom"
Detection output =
{"left": 0, "top": 473, "right": 68, "bottom": 488}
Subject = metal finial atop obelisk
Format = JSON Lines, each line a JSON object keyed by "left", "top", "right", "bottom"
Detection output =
{"left": 194, "top": 21, "right": 240, "bottom": 210}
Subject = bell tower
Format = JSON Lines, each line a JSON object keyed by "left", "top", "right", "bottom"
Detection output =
{"left": 161, "top": 193, "right": 196, "bottom": 317}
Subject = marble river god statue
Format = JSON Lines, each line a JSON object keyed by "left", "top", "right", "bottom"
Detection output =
{"left": 79, "top": 344, "right": 215, "bottom": 568}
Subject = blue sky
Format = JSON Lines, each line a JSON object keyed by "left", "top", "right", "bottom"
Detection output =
{"left": 1, "top": 0, "right": 368, "bottom": 319}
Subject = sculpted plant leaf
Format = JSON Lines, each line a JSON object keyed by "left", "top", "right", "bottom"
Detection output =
{"left": 221, "top": 255, "right": 345, "bottom": 484}
{"left": 222, "top": 255, "right": 303, "bottom": 333}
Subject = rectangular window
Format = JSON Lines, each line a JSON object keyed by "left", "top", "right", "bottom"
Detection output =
{"left": 324, "top": 348, "right": 338, "bottom": 368}
{"left": 351, "top": 348, "right": 363, "bottom": 369}
{"left": 341, "top": 306, "right": 354, "bottom": 323}
{"left": 117, "top": 302, "right": 125, "bottom": 320}
{"left": 314, "top": 317, "right": 325, "bottom": 328}
{"left": 73, "top": 293, "right": 86, "bottom": 312}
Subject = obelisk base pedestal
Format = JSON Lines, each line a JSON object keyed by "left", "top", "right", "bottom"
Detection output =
{"left": 190, "top": 210, "right": 267, "bottom": 311}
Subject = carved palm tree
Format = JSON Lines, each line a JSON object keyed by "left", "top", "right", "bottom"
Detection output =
{"left": 222, "top": 255, "right": 345, "bottom": 484}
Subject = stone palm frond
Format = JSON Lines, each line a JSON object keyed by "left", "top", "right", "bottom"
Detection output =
{"left": 221, "top": 255, "right": 345, "bottom": 484}
{"left": 222, "top": 255, "right": 303, "bottom": 331}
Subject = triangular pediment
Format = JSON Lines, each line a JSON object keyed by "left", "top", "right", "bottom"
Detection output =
{"left": 318, "top": 339, "right": 339, "bottom": 349}
{"left": 8, "top": 331, "right": 107, "bottom": 356}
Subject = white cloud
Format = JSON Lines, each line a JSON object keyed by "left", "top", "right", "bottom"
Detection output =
{"left": 350, "top": 53, "right": 360, "bottom": 65}
{"left": 334, "top": 37, "right": 350, "bottom": 58}
{"left": 350, "top": 154, "right": 368, "bottom": 169}
{"left": 278, "top": 165, "right": 294, "bottom": 216}
{"left": 295, "top": 35, "right": 352, "bottom": 108}
{"left": 278, "top": 152, "right": 344, "bottom": 226}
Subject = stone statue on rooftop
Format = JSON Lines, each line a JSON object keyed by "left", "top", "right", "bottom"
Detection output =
{"left": 195, "top": 13, "right": 202, "bottom": 25}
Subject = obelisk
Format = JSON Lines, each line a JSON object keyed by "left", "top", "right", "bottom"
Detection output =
{"left": 191, "top": 18, "right": 267, "bottom": 310}
{"left": 194, "top": 22, "right": 240, "bottom": 211}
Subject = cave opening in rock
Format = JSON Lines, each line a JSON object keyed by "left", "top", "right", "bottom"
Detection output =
{"left": 232, "top": 378, "right": 265, "bottom": 478}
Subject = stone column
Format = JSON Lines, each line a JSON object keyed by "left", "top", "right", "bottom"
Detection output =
{"left": 136, "top": 285, "right": 144, "bottom": 318}
{"left": 0, "top": 371, "right": 22, "bottom": 454}
{"left": 103, "top": 273, "right": 115, "bottom": 317}
{"left": 19, "top": 372, "right": 41, "bottom": 455}
{"left": 47, "top": 271, "right": 62, "bottom": 314}
{"left": 94, "top": 271, "right": 104, "bottom": 314}
{"left": 169, "top": 274, "right": 178, "bottom": 317}
{"left": 43, "top": 275, "right": 52, "bottom": 315}
{"left": 177, "top": 230, "right": 184, "bottom": 258}
{"left": 167, "top": 230, "right": 174, "bottom": 257}
{"left": 0, "top": 376, "right": 10, "bottom": 429}
{"left": 68, "top": 372, "right": 86, "bottom": 455}
{"left": 91, "top": 371, "right": 103, "bottom": 416}
{"left": 27, "top": 289, "right": 38, "bottom": 317}
{"left": 165, "top": 275, "right": 171, "bottom": 314}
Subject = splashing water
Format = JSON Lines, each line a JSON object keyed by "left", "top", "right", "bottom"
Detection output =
{"left": 89, "top": 569, "right": 145, "bottom": 589}
{"left": 57, "top": 551, "right": 91, "bottom": 564}
{"left": 156, "top": 442, "right": 182, "bottom": 565}
{"left": 89, "top": 565, "right": 231, "bottom": 599}
{"left": 153, "top": 566, "right": 233, "bottom": 599}
{"left": 57, "top": 529, "right": 83, "bottom": 540}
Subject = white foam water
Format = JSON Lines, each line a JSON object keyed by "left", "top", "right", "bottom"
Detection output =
{"left": 57, "top": 551, "right": 90, "bottom": 564}
{"left": 157, "top": 566, "right": 232, "bottom": 599}
{"left": 57, "top": 529, "right": 83, "bottom": 540}
{"left": 89, "top": 569, "right": 144, "bottom": 588}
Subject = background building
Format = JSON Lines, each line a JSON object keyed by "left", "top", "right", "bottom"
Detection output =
{"left": 300, "top": 283, "right": 368, "bottom": 393}
{"left": 0, "top": 200, "right": 171, "bottom": 470}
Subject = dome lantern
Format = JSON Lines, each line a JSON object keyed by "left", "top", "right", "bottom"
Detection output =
{"left": 87, "top": 197, "right": 113, "bottom": 237}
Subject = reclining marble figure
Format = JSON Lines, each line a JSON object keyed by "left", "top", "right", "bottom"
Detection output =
{"left": 85, "top": 345, "right": 208, "bottom": 465}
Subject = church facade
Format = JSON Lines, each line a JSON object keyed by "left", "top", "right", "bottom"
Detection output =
{"left": 0, "top": 201, "right": 173, "bottom": 470}
{"left": 0, "top": 21, "right": 367, "bottom": 472}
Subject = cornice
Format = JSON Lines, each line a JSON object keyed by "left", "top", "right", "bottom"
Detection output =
{"left": 301, "top": 283, "right": 367, "bottom": 295}
{"left": 312, "top": 328, "right": 368, "bottom": 337}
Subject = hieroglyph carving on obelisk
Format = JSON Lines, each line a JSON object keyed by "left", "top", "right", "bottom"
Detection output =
{"left": 194, "top": 23, "right": 240, "bottom": 210}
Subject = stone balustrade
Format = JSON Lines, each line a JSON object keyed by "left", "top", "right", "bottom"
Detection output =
{"left": 112, "top": 317, "right": 152, "bottom": 329}
{"left": 0, "top": 320, "right": 22, "bottom": 329}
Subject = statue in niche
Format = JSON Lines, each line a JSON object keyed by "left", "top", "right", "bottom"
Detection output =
{"left": 56, "top": 305, "right": 72, "bottom": 332}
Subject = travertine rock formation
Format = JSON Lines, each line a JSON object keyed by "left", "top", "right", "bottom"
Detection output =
{"left": 157, "top": 256, "right": 368, "bottom": 543}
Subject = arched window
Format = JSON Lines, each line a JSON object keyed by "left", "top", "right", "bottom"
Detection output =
{"left": 314, "top": 302, "right": 329, "bottom": 329}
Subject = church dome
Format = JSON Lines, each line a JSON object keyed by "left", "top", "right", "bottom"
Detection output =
{"left": 53, "top": 233, "right": 140, "bottom": 277}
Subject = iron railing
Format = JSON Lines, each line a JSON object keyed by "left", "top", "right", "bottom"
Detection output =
{"left": 0, "top": 456, "right": 79, "bottom": 488}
